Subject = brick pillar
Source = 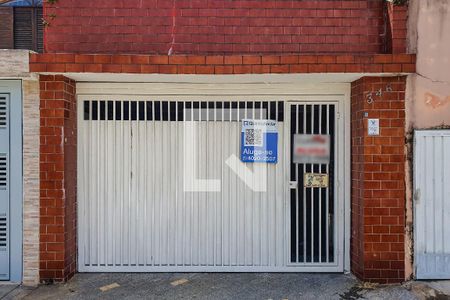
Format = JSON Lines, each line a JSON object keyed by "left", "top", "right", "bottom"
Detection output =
{"left": 386, "top": 2, "right": 408, "bottom": 54}
{"left": 351, "top": 76, "right": 406, "bottom": 283}
{"left": 39, "top": 75, "right": 77, "bottom": 282}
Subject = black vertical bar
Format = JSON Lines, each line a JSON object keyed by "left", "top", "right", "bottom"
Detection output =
{"left": 290, "top": 104, "right": 297, "bottom": 262}
{"left": 138, "top": 101, "right": 145, "bottom": 121}
{"left": 177, "top": 102, "right": 184, "bottom": 121}
{"left": 305, "top": 104, "right": 312, "bottom": 262}
{"left": 269, "top": 101, "right": 277, "bottom": 120}
{"left": 162, "top": 101, "right": 169, "bottom": 121}
{"left": 123, "top": 101, "right": 130, "bottom": 120}
{"left": 99, "top": 101, "right": 106, "bottom": 120}
{"left": 313, "top": 104, "right": 320, "bottom": 262}
{"left": 84, "top": 101, "right": 90, "bottom": 120}
{"left": 115, "top": 101, "right": 122, "bottom": 120}
{"left": 92, "top": 101, "right": 98, "bottom": 120}
{"left": 154, "top": 101, "right": 161, "bottom": 121}
{"left": 107, "top": 101, "right": 114, "bottom": 120}
{"left": 278, "top": 101, "right": 284, "bottom": 122}
{"left": 328, "top": 104, "right": 335, "bottom": 262}
{"left": 320, "top": 104, "right": 328, "bottom": 261}
{"left": 298, "top": 104, "right": 305, "bottom": 262}
{"left": 262, "top": 101, "right": 268, "bottom": 119}
{"left": 170, "top": 101, "right": 176, "bottom": 121}
{"left": 131, "top": 101, "right": 137, "bottom": 121}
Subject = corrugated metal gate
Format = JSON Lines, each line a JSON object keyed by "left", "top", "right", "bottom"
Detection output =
{"left": 78, "top": 97, "right": 344, "bottom": 272}
{"left": 414, "top": 130, "right": 450, "bottom": 279}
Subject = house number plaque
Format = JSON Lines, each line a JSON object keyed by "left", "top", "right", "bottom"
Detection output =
{"left": 304, "top": 173, "right": 329, "bottom": 188}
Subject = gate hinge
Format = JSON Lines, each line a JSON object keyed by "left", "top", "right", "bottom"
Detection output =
{"left": 337, "top": 112, "right": 341, "bottom": 119}
{"left": 414, "top": 189, "right": 420, "bottom": 203}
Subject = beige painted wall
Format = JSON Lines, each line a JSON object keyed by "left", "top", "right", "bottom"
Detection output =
{"left": 406, "top": 0, "right": 450, "bottom": 130}
{"left": 405, "top": 0, "right": 450, "bottom": 280}
{"left": 0, "top": 50, "right": 40, "bottom": 286}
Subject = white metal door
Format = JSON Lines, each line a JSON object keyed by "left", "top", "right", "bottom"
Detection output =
{"left": 77, "top": 96, "right": 345, "bottom": 272}
{"left": 414, "top": 130, "right": 450, "bottom": 279}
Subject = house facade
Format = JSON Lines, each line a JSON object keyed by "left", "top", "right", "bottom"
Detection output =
{"left": 0, "top": 0, "right": 449, "bottom": 286}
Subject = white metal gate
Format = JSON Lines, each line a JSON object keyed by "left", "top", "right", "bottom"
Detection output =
{"left": 77, "top": 96, "right": 345, "bottom": 272}
{"left": 414, "top": 130, "right": 450, "bottom": 279}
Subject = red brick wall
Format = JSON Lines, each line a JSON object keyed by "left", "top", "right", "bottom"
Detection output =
{"left": 44, "top": 0, "right": 386, "bottom": 54}
{"left": 40, "top": 75, "right": 77, "bottom": 282}
{"left": 351, "top": 76, "right": 406, "bottom": 283}
{"left": 29, "top": 53, "right": 417, "bottom": 74}
{"left": 387, "top": 3, "right": 408, "bottom": 54}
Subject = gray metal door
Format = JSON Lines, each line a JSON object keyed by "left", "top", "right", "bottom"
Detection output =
{"left": 0, "top": 80, "right": 22, "bottom": 282}
{"left": 0, "top": 94, "right": 10, "bottom": 280}
{"left": 414, "top": 130, "right": 450, "bottom": 279}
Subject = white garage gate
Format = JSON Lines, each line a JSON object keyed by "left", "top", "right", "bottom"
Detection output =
{"left": 77, "top": 83, "right": 349, "bottom": 272}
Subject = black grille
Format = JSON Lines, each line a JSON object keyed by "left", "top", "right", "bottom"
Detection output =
{"left": 83, "top": 100, "right": 285, "bottom": 122}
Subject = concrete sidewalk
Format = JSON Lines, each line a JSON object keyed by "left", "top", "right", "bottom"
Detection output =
{"left": 1, "top": 273, "right": 449, "bottom": 299}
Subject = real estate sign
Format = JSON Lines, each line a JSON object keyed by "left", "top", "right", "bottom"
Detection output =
{"left": 240, "top": 119, "right": 278, "bottom": 163}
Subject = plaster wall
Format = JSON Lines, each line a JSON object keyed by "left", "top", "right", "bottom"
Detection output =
{"left": 406, "top": 0, "right": 450, "bottom": 130}
{"left": 405, "top": 0, "right": 450, "bottom": 280}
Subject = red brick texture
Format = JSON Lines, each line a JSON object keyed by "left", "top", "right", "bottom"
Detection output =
{"left": 44, "top": 0, "right": 387, "bottom": 55}
{"left": 387, "top": 3, "right": 408, "bottom": 54}
{"left": 40, "top": 75, "right": 77, "bottom": 282}
{"left": 29, "top": 53, "right": 416, "bottom": 74}
{"left": 351, "top": 76, "right": 406, "bottom": 283}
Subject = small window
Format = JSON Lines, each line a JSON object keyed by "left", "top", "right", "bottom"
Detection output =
{"left": 0, "top": 0, "right": 43, "bottom": 52}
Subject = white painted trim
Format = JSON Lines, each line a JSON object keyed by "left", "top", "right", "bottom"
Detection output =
{"left": 77, "top": 82, "right": 350, "bottom": 97}
{"left": 343, "top": 85, "right": 351, "bottom": 273}
{"left": 63, "top": 72, "right": 409, "bottom": 84}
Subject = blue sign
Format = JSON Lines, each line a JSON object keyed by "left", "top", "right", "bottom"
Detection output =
{"left": 241, "top": 119, "right": 278, "bottom": 163}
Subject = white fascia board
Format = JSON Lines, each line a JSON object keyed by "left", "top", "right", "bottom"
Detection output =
{"left": 40, "top": 72, "right": 408, "bottom": 84}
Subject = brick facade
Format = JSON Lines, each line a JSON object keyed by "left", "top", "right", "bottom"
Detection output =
{"left": 387, "top": 3, "right": 408, "bottom": 54}
{"left": 39, "top": 75, "right": 77, "bottom": 282}
{"left": 29, "top": 53, "right": 416, "bottom": 74}
{"left": 44, "top": 0, "right": 388, "bottom": 54}
{"left": 351, "top": 76, "right": 406, "bottom": 283}
{"left": 31, "top": 0, "right": 412, "bottom": 285}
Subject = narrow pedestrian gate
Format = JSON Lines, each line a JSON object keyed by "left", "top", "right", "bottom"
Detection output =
{"left": 78, "top": 97, "right": 345, "bottom": 272}
{"left": 414, "top": 130, "right": 450, "bottom": 279}
{"left": 0, "top": 94, "right": 10, "bottom": 280}
{"left": 0, "top": 80, "right": 22, "bottom": 282}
